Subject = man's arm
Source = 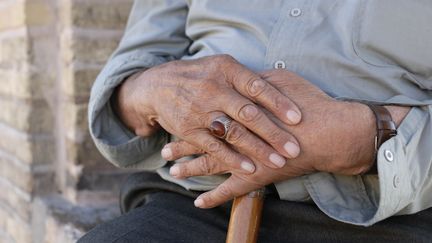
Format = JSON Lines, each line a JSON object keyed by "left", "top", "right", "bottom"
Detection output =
{"left": 165, "top": 70, "right": 432, "bottom": 226}
{"left": 88, "top": 0, "right": 191, "bottom": 169}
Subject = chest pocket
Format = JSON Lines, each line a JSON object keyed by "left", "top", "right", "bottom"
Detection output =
{"left": 352, "top": 0, "right": 432, "bottom": 90}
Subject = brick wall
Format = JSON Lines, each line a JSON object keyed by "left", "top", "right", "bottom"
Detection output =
{"left": 0, "top": 0, "right": 134, "bottom": 242}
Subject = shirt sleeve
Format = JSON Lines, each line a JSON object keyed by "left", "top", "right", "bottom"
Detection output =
{"left": 303, "top": 98, "right": 432, "bottom": 226}
{"left": 88, "top": 0, "right": 190, "bottom": 169}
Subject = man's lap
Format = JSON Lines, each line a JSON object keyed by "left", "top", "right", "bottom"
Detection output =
{"left": 79, "top": 191, "right": 432, "bottom": 243}
{"left": 78, "top": 191, "right": 229, "bottom": 243}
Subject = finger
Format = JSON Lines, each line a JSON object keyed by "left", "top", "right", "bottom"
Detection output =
{"left": 194, "top": 175, "right": 262, "bottom": 208}
{"left": 220, "top": 95, "right": 300, "bottom": 159}
{"left": 169, "top": 155, "right": 227, "bottom": 178}
{"left": 161, "top": 140, "right": 203, "bottom": 161}
{"left": 183, "top": 130, "right": 256, "bottom": 174}
{"left": 225, "top": 62, "right": 301, "bottom": 125}
{"left": 210, "top": 115, "right": 287, "bottom": 169}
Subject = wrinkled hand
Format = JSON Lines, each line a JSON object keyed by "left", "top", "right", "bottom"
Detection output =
{"left": 164, "top": 69, "right": 377, "bottom": 208}
{"left": 114, "top": 55, "right": 303, "bottom": 175}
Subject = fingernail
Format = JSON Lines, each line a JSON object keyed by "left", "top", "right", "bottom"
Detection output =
{"left": 269, "top": 153, "right": 286, "bottom": 168}
{"left": 194, "top": 198, "right": 204, "bottom": 208}
{"left": 241, "top": 161, "right": 255, "bottom": 173}
{"left": 284, "top": 142, "right": 300, "bottom": 158}
{"left": 169, "top": 164, "right": 179, "bottom": 177}
{"left": 286, "top": 110, "right": 301, "bottom": 124}
{"left": 161, "top": 148, "right": 172, "bottom": 160}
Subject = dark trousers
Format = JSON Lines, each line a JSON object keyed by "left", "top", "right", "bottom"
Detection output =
{"left": 78, "top": 190, "right": 432, "bottom": 243}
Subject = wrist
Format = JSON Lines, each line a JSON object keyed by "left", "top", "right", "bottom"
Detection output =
{"left": 334, "top": 103, "right": 411, "bottom": 175}
{"left": 330, "top": 101, "right": 376, "bottom": 175}
{"left": 113, "top": 71, "right": 160, "bottom": 137}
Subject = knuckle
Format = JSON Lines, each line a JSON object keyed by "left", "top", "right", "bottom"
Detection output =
{"left": 225, "top": 122, "right": 246, "bottom": 144}
{"left": 205, "top": 140, "right": 223, "bottom": 153}
{"left": 273, "top": 94, "right": 285, "bottom": 110}
{"left": 169, "top": 142, "right": 180, "bottom": 156}
{"left": 251, "top": 144, "right": 268, "bottom": 159}
{"left": 210, "top": 54, "right": 236, "bottom": 70}
{"left": 267, "top": 128, "right": 284, "bottom": 145}
{"left": 238, "top": 104, "right": 260, "bottom": 122}
{"left": 177, "top": 164, "right": 190, "bottom": 177}
{"left": 246, "top": 78, "right": 267, "bottom": 97}
{"left": 198, "top": 156, "right": 213, "bottom": 175}
{"left": 214, "top": 54, "right": 235, "bottom": 63}
{"left": 181, "top": 128, "right": 196, "bottom": 138}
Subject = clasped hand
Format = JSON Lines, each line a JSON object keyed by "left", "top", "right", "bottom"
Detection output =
{"left": 114, "top": 55, "right": 376, "bottom": 209}
{"left": 162, "top": 70, "right": 376, "bottom": 208}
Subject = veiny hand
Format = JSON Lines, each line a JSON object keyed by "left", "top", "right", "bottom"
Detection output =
{"left": 113, "top": 55, "right": 303, "bottom": 175}
{"left": 165, "top": 69, "right": 379, "bottom": 208}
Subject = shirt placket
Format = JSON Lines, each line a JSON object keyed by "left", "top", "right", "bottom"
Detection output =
{"left": 264, "top": 0, "right": 313, "bottom": 73}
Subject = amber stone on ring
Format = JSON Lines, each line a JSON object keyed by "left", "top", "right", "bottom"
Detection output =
{"left": 209, "top": 116, "right": 232, "bottom": 139}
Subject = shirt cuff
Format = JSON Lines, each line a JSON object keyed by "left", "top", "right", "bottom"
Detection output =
{"left": 88, "top": 51, "right": 171, "bottom": 169}
{"left": 304, "top": 106, "right": 429, "bottom": 226}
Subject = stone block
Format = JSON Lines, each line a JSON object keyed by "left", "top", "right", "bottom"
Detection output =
{"left": 0, "top": 178, "right": 31, "bottom": 221}
{"left": 70, "top": 1, "right": 133, "bottom": 29}
{"left": 0, "top": 123, "right": 55, "bottom": 165}
{"left": 0, "top": 96, "right": 54, "bottom": 133}
{"left": 32, "top": 194, "right": 120, "bottom": 243}
{"left": 0, "top": 205, "right": 31, "bottom": 243}
{"left": 63, "top": 103, "right": 108, "bottom": 167}
{"left": 32, "top": 169, "right": 56, "bottom": 195}
{"left": 25, "top": 0, "right": 54, "bottom": 27}
{"left": 0, "top": 1, "right": 25, "bottom": 31}
{"left": 62, "top": 66, "right": 100, "bottom": 99}
{"left": 69, "top": 35, "right": 121, "bottom": 64}
{"left": 0, "top": 152, "right": 32, "bottom": 192}
{"left": 66, "top": 134, "right": 108, "bottom": 169}
{"left": 0, "top": 68, "right": 32, "bottom": 99}
{"left": 0, "top": 34, "right": 28, "bottom": 65}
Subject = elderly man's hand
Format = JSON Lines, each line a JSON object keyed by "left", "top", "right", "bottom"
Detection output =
{"left": 165, "top": 69, "right": 380, "bottom": 208}
{"left": 114, "top": 55, "right": 302, "bottom": 175}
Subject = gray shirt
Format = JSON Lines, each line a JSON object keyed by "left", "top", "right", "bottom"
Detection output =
{"left": 88, "top": 0, "right": 432, "bottom": 226}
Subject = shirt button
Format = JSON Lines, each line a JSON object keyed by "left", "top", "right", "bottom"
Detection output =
{"left": 393, "top": 175, "right": 400, "bottom": 188}
{"left": 290, "top": 8, "right": 302, "bottom": 17}
{"left": 384, "top": 149, "right": 394, "bottom": 162}
{"left": 274, "top": 60, "right": 286, "bottom": 69}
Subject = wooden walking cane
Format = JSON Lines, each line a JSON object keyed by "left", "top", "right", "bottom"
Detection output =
{"left": 208, "top": 117, "right": 265, "bottom": 242}
{"left": 226, "top": 188, "right": 265, "bottom": 243}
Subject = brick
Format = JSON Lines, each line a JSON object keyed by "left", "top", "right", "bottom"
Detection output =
{"left": 0, "top": 204, "right": 31, "bottom": 243}
{"left": 0, "top": 151, "right": 32, "bottom": 192}
{"left": 32, "top": 169, "right": 56, "bottom": 195}
{"left": 70, "top": 1, "right": 132, "bottom": 29}
{"left": 64, "top": 35, "right": 121, "bottom": 64}
{"left": 0, "top": 96, "right": 54, "bottom": 133}
{"left": 0, "top": 34, "right": 28, "bottom": 67}
{"left": 0, "top": 227, "right": 15, "bottom": 243}
{"left": 62, "top": 66, "right": 100, "bottom": 98}
{"left": 25, "top": 1, "right": 54, "bottom": 27}
{"left": 0, "top": 1, "right": 26, "bottom": 31}
{"left": 0, "top": 179, "right": 31, "bottom": 221}
{"left": 0, "top": 68, "right": 32, "bottom": 99}
{"left": 64, "top": 103, "right": 88, "bottom": 134}
{"left": 66, "top": 135, "right": 108, "bottom": 169}
{"left": 0, "top": 123, "right": 54, "bottom": 165}
{"left": 63, "top": 103, "right": 107, "bottom": 168}
{"left": 28, "top": 99, "right": 55, "bottom": 133}
{"left": 0, "top": 96, "right": 33, "bottom": 131}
